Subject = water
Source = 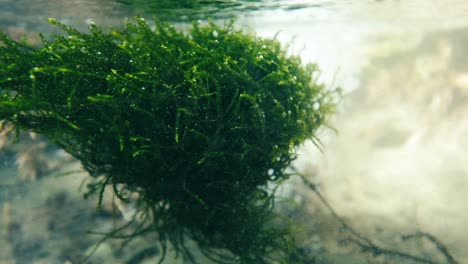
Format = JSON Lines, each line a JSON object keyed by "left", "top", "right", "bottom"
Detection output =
{"left": 2, "top": 0, "right": 468, "bottom": 263}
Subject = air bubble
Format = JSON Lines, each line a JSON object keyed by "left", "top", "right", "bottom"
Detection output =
{"left": 313, "top": 102, "right": 320, "bottom": 110}
{"left": 85, "top": 18, "right": 95, "bottom": 25}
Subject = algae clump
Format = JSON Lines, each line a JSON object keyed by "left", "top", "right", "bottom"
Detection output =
{"left": 0, "top": 18, "right": 335, "bottom": 263}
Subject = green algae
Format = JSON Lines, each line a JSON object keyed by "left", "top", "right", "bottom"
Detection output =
{"left": 0, "top": 18, "right": 335, "bottom": 263}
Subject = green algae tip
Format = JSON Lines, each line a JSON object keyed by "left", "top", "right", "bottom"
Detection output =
{"left": 0, "top": 18, "right": 337, "bottom": 263}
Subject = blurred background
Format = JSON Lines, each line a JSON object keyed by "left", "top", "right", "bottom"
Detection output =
{"left": 1, "top": 0, "right": 468, "bottom": 263}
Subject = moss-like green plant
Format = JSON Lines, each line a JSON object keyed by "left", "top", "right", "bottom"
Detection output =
{"left": 0, "top": 18, "right": 335, "bottom": 263}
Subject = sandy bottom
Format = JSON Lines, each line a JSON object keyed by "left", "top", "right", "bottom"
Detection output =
{"left": 294, "top": 25, "right": 468, "bottom": 263}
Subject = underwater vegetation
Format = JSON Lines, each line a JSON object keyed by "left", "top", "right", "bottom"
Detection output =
{"left": 0, "top": 18, "right": 335, "bottom": 263}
